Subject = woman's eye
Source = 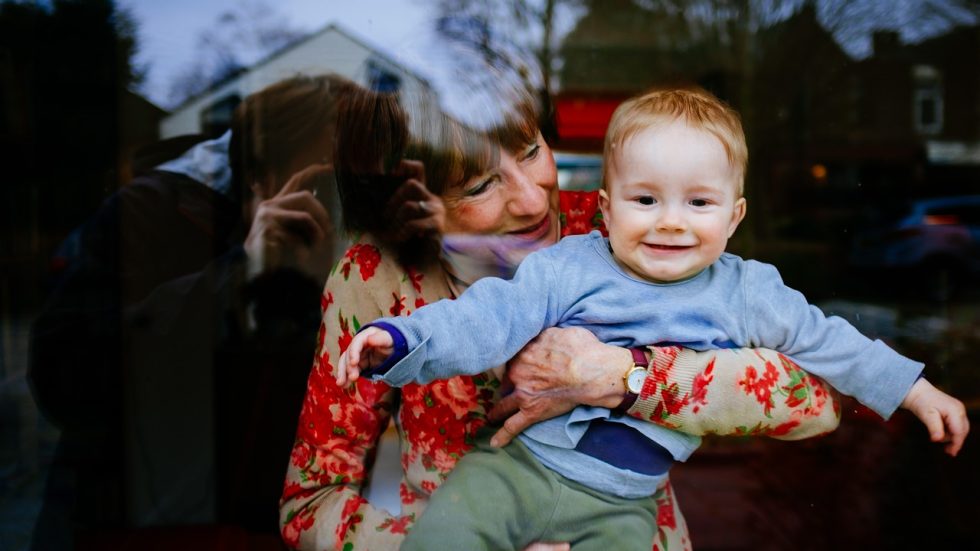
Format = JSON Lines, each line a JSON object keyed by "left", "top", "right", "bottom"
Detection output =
{"left": 637, "top": 196, "right": 655, "bottom": 205}
{"left": 522, "top": 143, "right": 541, "bottom": 161}
{"left": 464, "top": 175, "right": 497, "bottom": 197}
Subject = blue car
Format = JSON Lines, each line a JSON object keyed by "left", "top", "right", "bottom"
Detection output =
{"left": 850, "top": 195, "right": 980, "bottom": 298}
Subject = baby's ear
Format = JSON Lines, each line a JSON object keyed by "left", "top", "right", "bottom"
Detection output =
{"left": 728, "top": 197, "right": 747, "bottom": 237}
{"left": 599, "top": 188, "right": 611, "bottom": 220}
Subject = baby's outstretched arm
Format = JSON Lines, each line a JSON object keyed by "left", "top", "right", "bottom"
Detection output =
{"left": 336, "top": 326, "right": 394, "bottom": 386}
{"left": 900, "top": 378, "right": 970, "bottom": 456}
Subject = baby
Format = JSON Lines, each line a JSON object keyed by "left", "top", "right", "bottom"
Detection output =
{"left": 338, "top": 87, "right": 969, "bottom": 551}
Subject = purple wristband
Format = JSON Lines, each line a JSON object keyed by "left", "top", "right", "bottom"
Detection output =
{"left": 360, "top": 321, "right": 408, "bottom": 377}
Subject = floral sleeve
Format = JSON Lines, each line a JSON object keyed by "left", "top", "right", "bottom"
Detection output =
{"left": 280, "top": 242, "right": 409, "bottom": 551}
{"left": 629, "top": 346, "right": 841, "bottom": 440}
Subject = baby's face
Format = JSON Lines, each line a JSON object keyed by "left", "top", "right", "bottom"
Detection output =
{"left": 600, "top": 120, "right": 746, "bottom": 283}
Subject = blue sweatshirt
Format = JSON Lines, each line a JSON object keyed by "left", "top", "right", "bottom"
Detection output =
{"left": 369, "top": 231, "right": 923, "bottom": 498}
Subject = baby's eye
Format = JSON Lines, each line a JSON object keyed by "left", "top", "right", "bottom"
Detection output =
{"left": 690, "top": 198, "right": 710, "bottom": 207}
{"left": 637, "top": 196, "right": 655, "bottom": 205}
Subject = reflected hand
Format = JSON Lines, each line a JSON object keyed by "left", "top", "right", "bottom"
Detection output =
{"left": 488, "top": 327, "right": 631, "bottom": 447}
{"left": 244, "top": 163, "right": 334, "bottom": 286}
{"left": 381, "top": 159, "right": 445, "bottom": 243}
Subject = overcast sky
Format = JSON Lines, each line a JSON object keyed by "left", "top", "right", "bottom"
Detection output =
{"left": 121, "top": 0, "right": 977, "bottom": 110}
{"left": 121, "top": 0, "right": 437, "bottom": 107}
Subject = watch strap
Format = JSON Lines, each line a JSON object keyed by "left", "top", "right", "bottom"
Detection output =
{"left": 612, "top": 347, "right": 649, "bottom": 414}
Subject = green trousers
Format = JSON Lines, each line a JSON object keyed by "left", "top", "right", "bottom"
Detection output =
{"left": 401, "top": 435, "right": 658, "bottom": 551}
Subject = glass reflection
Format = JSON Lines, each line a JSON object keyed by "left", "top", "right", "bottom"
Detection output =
{"left": 1, "top": 1, "right": 978, "bottom": 549}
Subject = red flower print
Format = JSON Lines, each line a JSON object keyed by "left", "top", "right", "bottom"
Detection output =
{"left": 281, "top": 481, "right": 318, "bottom": 505}
{"left": 353, "top": 376, "right": 388, "bottom": 406}
{"left": 376, "top": 514, "right": 415, "bottom": 535}
{"left": 335, "top": 495, "right": 368, "bottom": 546}
{"left": 321, "top": 291, "right": 334, "bottom": 313}
{"left": 429, "top": 377, "right": 479, "bottom": 419}
{"left": 337, "top": 314, "right": 353, "bottom": 353}
{"left": 340, "top": 244, "right": 382, "bottom": 281}
{"left": 655, "top": 488, "right": 677, "bottom": 530}
{"left": 389, "top": 293, "right": 406, "bottom": 316}
{"left": 415, "top": 297, "right": 426, "bottom": 309}
{"left": 659, "top": 382, "right": 690, "bottom": 416}
{"left": 399, "top": 482, "right": 419, "bottom": 505}
{"left": 282, "top": 506, "right": 316, "bottom": 548}
{"left": 329, "top": 400, "right": 381, "bottom": 446}
{"left": 290, "top": 442, "right": 313, "bottom": 469}
{"left": 559, "top": 190, "right": 604, "bottom": 236}
{"left": 313, "top": 438, "right": 366, "bottom": 483}
{"left": 737, "top": 363, "right": 777, "bottom": 417}
{"left": 649, "top": 347, "right": 681, "bottom": 386}
{"left": 770, "top": 418, "right": 801, "bottom": 437}
{"left": 690, "top": 359, "right": 714, "bottom": 414}
{"left": 355, "top": 245, "right": 381, "bottom": 280}
{"left": 420, "top": 480, "right": 438, "bottom": 495}
{"left": 406, "top": 266, "right": 424, "bottom": 293}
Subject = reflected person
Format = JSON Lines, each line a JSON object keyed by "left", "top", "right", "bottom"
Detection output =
{"left": 30, "top": 74, "right": 354, "bottom": 546}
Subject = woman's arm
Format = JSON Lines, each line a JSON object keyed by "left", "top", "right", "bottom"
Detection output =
{"left": 631, "top": 346, "right": 840, "bottom": 440}
{"left": 489, "top": 327, "right": 840, "bottom": 446}
{"left": 279, "top": 245, "right": 410, "bottom": 551}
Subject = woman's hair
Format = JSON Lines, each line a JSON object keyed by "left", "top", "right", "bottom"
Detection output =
{"left": 229, "top": 73, "right": 356, "bottom": 199}
{"left": 334, "top": 80, "right": 542, "bottom": 236}
{"left": 604, "top": 86, "right": 748, "bottom": 194}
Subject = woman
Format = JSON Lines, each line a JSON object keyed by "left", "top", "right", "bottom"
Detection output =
{"left": 279, "top": 81, "right": 840, "bottom": 550}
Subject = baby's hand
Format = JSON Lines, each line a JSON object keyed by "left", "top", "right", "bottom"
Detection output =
{"left": 337, "top": 327, "right": 395, "bottom": 386}
{"left": 901, "top": 378, "right": 970, "bottom": 456}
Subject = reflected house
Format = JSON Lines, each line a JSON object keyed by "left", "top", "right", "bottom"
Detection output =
{"left": 855, "top": 24, "right": 980, "bottom": 193}
{"left": 160, "top": 22, "right": 436, "bottom": 139}
{"left": 157, "top": 22, "right": 438, "bottom": 280}
{"left": 554, "top": 3, "right": 980, "bottom": 290}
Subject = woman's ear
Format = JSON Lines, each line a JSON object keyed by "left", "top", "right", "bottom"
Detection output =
{"left": 728, "top": 197, "right": 747, "bottom": 237}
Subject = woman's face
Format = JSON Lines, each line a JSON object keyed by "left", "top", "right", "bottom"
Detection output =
{"left": 440, "top": 133, "right": 560, "bottom": 248}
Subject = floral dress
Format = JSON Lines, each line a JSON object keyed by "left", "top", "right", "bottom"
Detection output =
{"left": 280, "top": 191, "right": 841, "bottom": 551}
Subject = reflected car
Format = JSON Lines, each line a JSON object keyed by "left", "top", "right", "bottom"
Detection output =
{"left": 850, "top": 195, "right": 980, "bottom": 298}
{"left": 555, "top": 151, "right": 603, "bottom": 191}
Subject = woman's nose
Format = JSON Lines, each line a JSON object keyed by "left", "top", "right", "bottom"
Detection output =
{"left": 506, "top": 169, "right": 550, "bottom": 218}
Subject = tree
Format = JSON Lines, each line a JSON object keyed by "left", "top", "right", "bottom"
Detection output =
{"left": 166, "top": 1, "right": 307, "bottom": 107}
{"left": 1, "top": 0, "right": 142, "bottom": 240}
{"left": 428, "top": 0, "right": 587, "bottom": 139}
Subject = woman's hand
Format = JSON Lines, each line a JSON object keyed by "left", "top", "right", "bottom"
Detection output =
{"left": 488, "top": 327, "right": 632, "bottom": 447}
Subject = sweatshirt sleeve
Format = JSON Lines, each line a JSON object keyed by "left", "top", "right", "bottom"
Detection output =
{"left": 371, "top": 246, "right": 563, "bottom": 386}
{"left": 743, "top": 261, "right": 922, "bottom": 419}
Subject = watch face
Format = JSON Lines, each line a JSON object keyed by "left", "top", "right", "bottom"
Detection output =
{"left": 626, "top": 367, "right": 647, "bottom": 394}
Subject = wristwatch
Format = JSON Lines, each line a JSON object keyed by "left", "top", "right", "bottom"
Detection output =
{"left": 612, "top": 348, "right": 649, "bottom": 414}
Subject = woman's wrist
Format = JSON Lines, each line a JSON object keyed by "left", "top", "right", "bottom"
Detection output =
{"left": 589, "top": 344, "right": 635, "bottom": 409}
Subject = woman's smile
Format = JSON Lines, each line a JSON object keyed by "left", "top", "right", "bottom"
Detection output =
{"left": 509, "top": 213, "right": 553, "bottom": 240}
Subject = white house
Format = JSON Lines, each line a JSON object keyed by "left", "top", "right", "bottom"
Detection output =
{"left": 160, "top": 23, "right": 434, "bottom": 138}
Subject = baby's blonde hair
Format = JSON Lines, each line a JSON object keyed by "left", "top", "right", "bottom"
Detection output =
{"left": 603, "top": 87, "right": 748, "bottom": 195}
